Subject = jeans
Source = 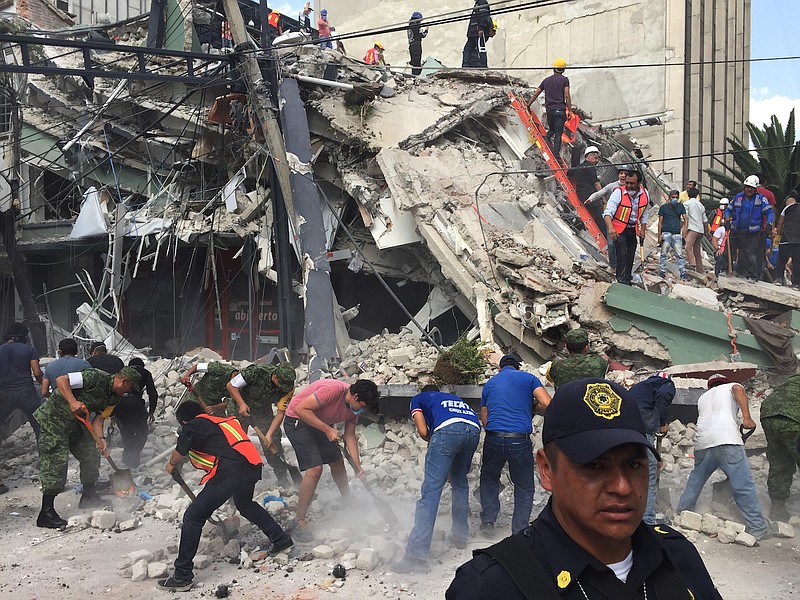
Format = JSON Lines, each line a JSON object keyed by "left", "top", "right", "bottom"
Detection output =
{"left": 644, "top": 433, "right": 658, "bottom": 524}
{"left": 731, "top": 231, "right": 763, "bottom": 279}
{"left": 405, "top": 423, "right": 480, "bottom": 560}
{"left": 659, "top": 232, "right": 686, "bottom": 276}
{"left": 2, "top": 384, "right": 41, "bottom": 438}
{"left": 479, "top": 436, "right": 535, "bottom": 534}
{"left": 174, "top": 473, "right": 287, "bottom": 581}
{"left": 677, "top": 444, "right": 769, "bottom": 537}
{"left": 113, "top": 393, "right": 148, "bottom": 468}
{"left": 776, "top": 243, "right": 800, "bottom": 285}
{"left": 546, "top": 109, "right": 567, "bottom": 158}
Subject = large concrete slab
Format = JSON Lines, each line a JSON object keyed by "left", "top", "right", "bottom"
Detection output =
{"left": 717, "top": 276, "right": 800, "bottom": 309}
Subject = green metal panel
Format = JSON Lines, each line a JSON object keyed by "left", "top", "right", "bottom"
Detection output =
{"left": 164, "top": 0, "right": 201, "bottom": 53}
{"left": 605, "top": 283, "right": 773, "bottom": 367}
{"left": 21, "top": 124, "right": 149, "bottom": 194}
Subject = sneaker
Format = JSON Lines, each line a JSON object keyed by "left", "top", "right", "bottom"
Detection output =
{"left": 680, "top": 272, "right": 689, "bottom": 280}
{"left": 774, "top": 278, "right": 785, "bottom": 286}
{"left": 391, "top": 556, "right": 429, "bottom": 574}
{"left": 289, "top": 519, "right": 314, "bottom": 543}
{"left": 479, "top": 522, "right": 495, "bottom": 534}
{"left": 156, "top": 575, "right": 193, "bottom": 592}
{"left": 452, "top": 538, "right": 467, "bottom": 549}
{"left": 269, "top": 535, "right": 294, "bottom": 555}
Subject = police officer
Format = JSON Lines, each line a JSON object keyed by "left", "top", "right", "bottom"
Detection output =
{"left": 225, "top": 362, "right": 296, "bottom": 487}
{"left": 447, "top": 378, "right": 722, "bottom": 600}
{"left": 157, "top": 401, "right": 293, "bottom": 591}
{"left": 760, "top": 373, "right": 800, "bottom": 521}
{"left": 35, "top": 367, "right": 141, "bottom": 528}
{"left": 547, "top": 328, "right": 607, "bottom": 390}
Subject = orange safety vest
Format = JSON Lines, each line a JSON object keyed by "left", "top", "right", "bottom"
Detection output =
{"left": 267, "top": 11, "right": 280, "bottom": 30}
{"left": 610, "top": 187, "right": 649, "bottom": 235}
{"left": 711, "top": 208, "right": 723, "bottom": 230}
{"left": 364, "top": 47, "right": 379, "bottom": 65}
{"left": 188, "top": 414, "right": 262, "bottom": 484}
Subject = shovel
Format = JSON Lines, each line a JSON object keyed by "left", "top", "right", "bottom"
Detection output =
{"left": 171, "top": 469, "right": 231, "bottom": 542}
{"left": 74, "top": 408, "right": 135, "bottom": 497}
{"left": 252, "top": 425, "right": 303, "bottom": 487}
{"left": 339, "top": 442, "right": 398, "bottom": 529}
{"left": 184, "top": 381, "right": 211, "bottom": 411}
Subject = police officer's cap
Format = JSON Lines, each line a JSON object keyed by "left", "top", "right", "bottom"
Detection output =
{"left": 275, "top": 362, "right": 297, "bottom": 392}
{"left": 499, "top": 353, "right": 521, "bottom": 369}
{"left": 118, "top": 366, "right": 142, "bottom": 393}
{"left": 542, "top": 378, "right": 660, "bottom": 464}
{"left": 564, "top": 328, "right": 588, "bottom": 345}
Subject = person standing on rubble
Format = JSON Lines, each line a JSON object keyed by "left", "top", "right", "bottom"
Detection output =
{"left": 603, "top": 169, "right": 649, "bottom": 286}
{"left": 298, "top": 2, "right": 313, "bottom": 34}
{"left": 407, "top": 11, "right": 428, "bottom": 76}
{"left": 629, "top": 371, "right": 676, "bottom": 525}
{"left": 41, "top": 338, "right": 91, "bottom": 398}
{"left": 724, "top": 175, "right": 775, "bottom": 281}
{"left": 585, "top": 164, "right": 632, "bottom": 270}
{"left": 568, "top": 146, "right": 603, "bottom": 232}
{"left": 392, "top": 384, "right": 481, "bottom": 573}
{"left": 479, "top": 353, "right": 551, "bottom": 535}
{"left": 527, "top": 58, "right": 571, "bottom": 160}
{"left": 34, "top": 367, "right": 140, "bottom": 528}
{"left": 774, "top": 191, "right": 800, "bottom": 286}
{"left": 657, "top": 189, "right": 689, "bottom": 279}
{"left": 461, "top": 0, "right": 492, "bottom": 68}
{"left": 758, "top": 373, "right": 800, "bottom": 521}
{"left": 677, "top": 374, "right": 773, "bottom": 541}
{"left": 266, "top": 9, "right": 282, "bottom": 41}
{"left": 318, "top": 9, "right": 332, "bottom": 49}
{"left": 280, "top": 378, "right": 380, "bottom": 541}
{"left": 447, "top": 378, "right": 723, "bottom": 600}
{"left": 111, "top": 357, "right": 158, "bottom": 468}
{"left": 364, "top": 41, "right": 386, "bottom": 66}
{"left": 225, "top": 362, "right": 297, "bottom": 487}
{"left": 683, "top": 188, "right": 709, "bottom": 274}
{"left": 181, "top": 360, "right": 239, "bottom": 413}
{"left": 711, "top": 213, "right": 730, "bottom": 277}
{"left": 157, "top": 401, "right": 293, "bottom": 592}
{"left": 0, "top": 322, "right": 43, "bottom": 438}
{"left": 546, "top": 328, "right": 607, "bottom": 391}
{"left": 87, "top": 341, "right": 124, "bottom": 374}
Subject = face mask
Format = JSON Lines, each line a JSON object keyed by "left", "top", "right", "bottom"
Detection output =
{"left": 670, "top": 197, "right": 678, "bottom": 204}
{"left": 349, "top": 405, "right": 364, "bottom": 416}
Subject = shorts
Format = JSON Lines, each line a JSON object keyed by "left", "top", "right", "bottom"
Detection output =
{"left": 284, "top": 416, "right": 342, "bottom": 471}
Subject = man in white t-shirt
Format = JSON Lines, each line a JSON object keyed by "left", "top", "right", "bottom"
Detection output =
{"left": 677, "top": 374, "right": 771, "bottom": 540}
{"left": 711, "top": 224, "right": 729, "bottom": 276}
{"left": 684, "top": 188, "right": 709, "bottom": 273}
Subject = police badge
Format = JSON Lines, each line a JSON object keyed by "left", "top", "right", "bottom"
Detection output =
{"left": 582, "top": 382, "right": 622, "bottom": 420}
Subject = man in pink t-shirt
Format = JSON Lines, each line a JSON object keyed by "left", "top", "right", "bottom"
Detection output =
{"left": 279, "top": 378, "right": 379, "bottom": 540}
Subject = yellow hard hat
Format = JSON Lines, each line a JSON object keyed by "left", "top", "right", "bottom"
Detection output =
{"left": 553, "top": 57, "right": 567, "bottom": 70}
{"left": 375, "top": 41, "right": 384, "bottom": 50}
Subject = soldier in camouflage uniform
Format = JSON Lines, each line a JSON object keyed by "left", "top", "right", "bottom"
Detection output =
{"left": 547, "top": 328, "right": 607, "bottom": 390}
{"left": 180, "top": 361, "right": 239, "bottom": 412}
{"left": 226, "top": 362, "right": 296, "bottom": 486}
{"left": 760, "top": 374, "right": 800, "bottom": 521}
{"left": 35, "top": 366, "right": 141, "bottom": 528}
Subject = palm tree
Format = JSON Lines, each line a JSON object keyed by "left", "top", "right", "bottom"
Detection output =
{"left": 704, "top": 110, "right": 800, "bottom": 214}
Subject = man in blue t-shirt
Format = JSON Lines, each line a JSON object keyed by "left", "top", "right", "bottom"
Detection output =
{"left": 41, "top": 338, "right": 91, "bottom": 397}
{"left": 0, "top": 322, "right": 43, "bottom": 439}
{"left": 479, "top": 354, "right": 551, "bottom": 534}
{"left": 393, "top": 385, "right": 481, "bottom": 573}
{"left": 527, "top": 58, "right": 571, "bottom": 158}
{"left": 657, "top": 190, "right": 688, "bottom": 279}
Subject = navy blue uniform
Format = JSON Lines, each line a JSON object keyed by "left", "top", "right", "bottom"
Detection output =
{"left": 447, "top": 502, "right": 722, "bottom": 599}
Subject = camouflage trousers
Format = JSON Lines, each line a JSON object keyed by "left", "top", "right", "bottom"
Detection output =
{"left": 37, "top": 417, "right": 100, "bottom": 496}
{"left": 226, "top": 401, "right": 289, "bottom": 484}
{"left": 762, "top": 416, "right": 800, "bottom": 500}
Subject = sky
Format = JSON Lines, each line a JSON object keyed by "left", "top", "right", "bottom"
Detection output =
{"left": 749, "top": 0, "right": 800, "bottom": 130}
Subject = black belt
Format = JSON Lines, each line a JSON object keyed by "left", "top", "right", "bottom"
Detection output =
{"left": 485, "top": 431, "right": 529, "bottom": 439}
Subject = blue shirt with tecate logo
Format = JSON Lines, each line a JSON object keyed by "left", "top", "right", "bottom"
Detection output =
{"left": 410, "top": 391, "right": 480, "bottom": 434}
{"left": 481, "top": 367, "right": 543, "bottom": 434}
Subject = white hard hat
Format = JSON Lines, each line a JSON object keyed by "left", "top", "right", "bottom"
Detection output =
{"left": 743, "top": 175, "right": 760, "bottom": 188}
{"left": 584, "top": 145, "right": 600, "bottom": 157}
{"left": 719, "top": 197, "right": 729, "bottom": 205}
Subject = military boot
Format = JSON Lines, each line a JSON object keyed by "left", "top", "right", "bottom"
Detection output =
{"left": 78, "top": 484, "right": 106, "bottom": 509}
{"left": 37, "top": 494, "right": 67, "bottom": 529}
{"left": 769, "top": 498, "right": 791, "bottom": 522}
